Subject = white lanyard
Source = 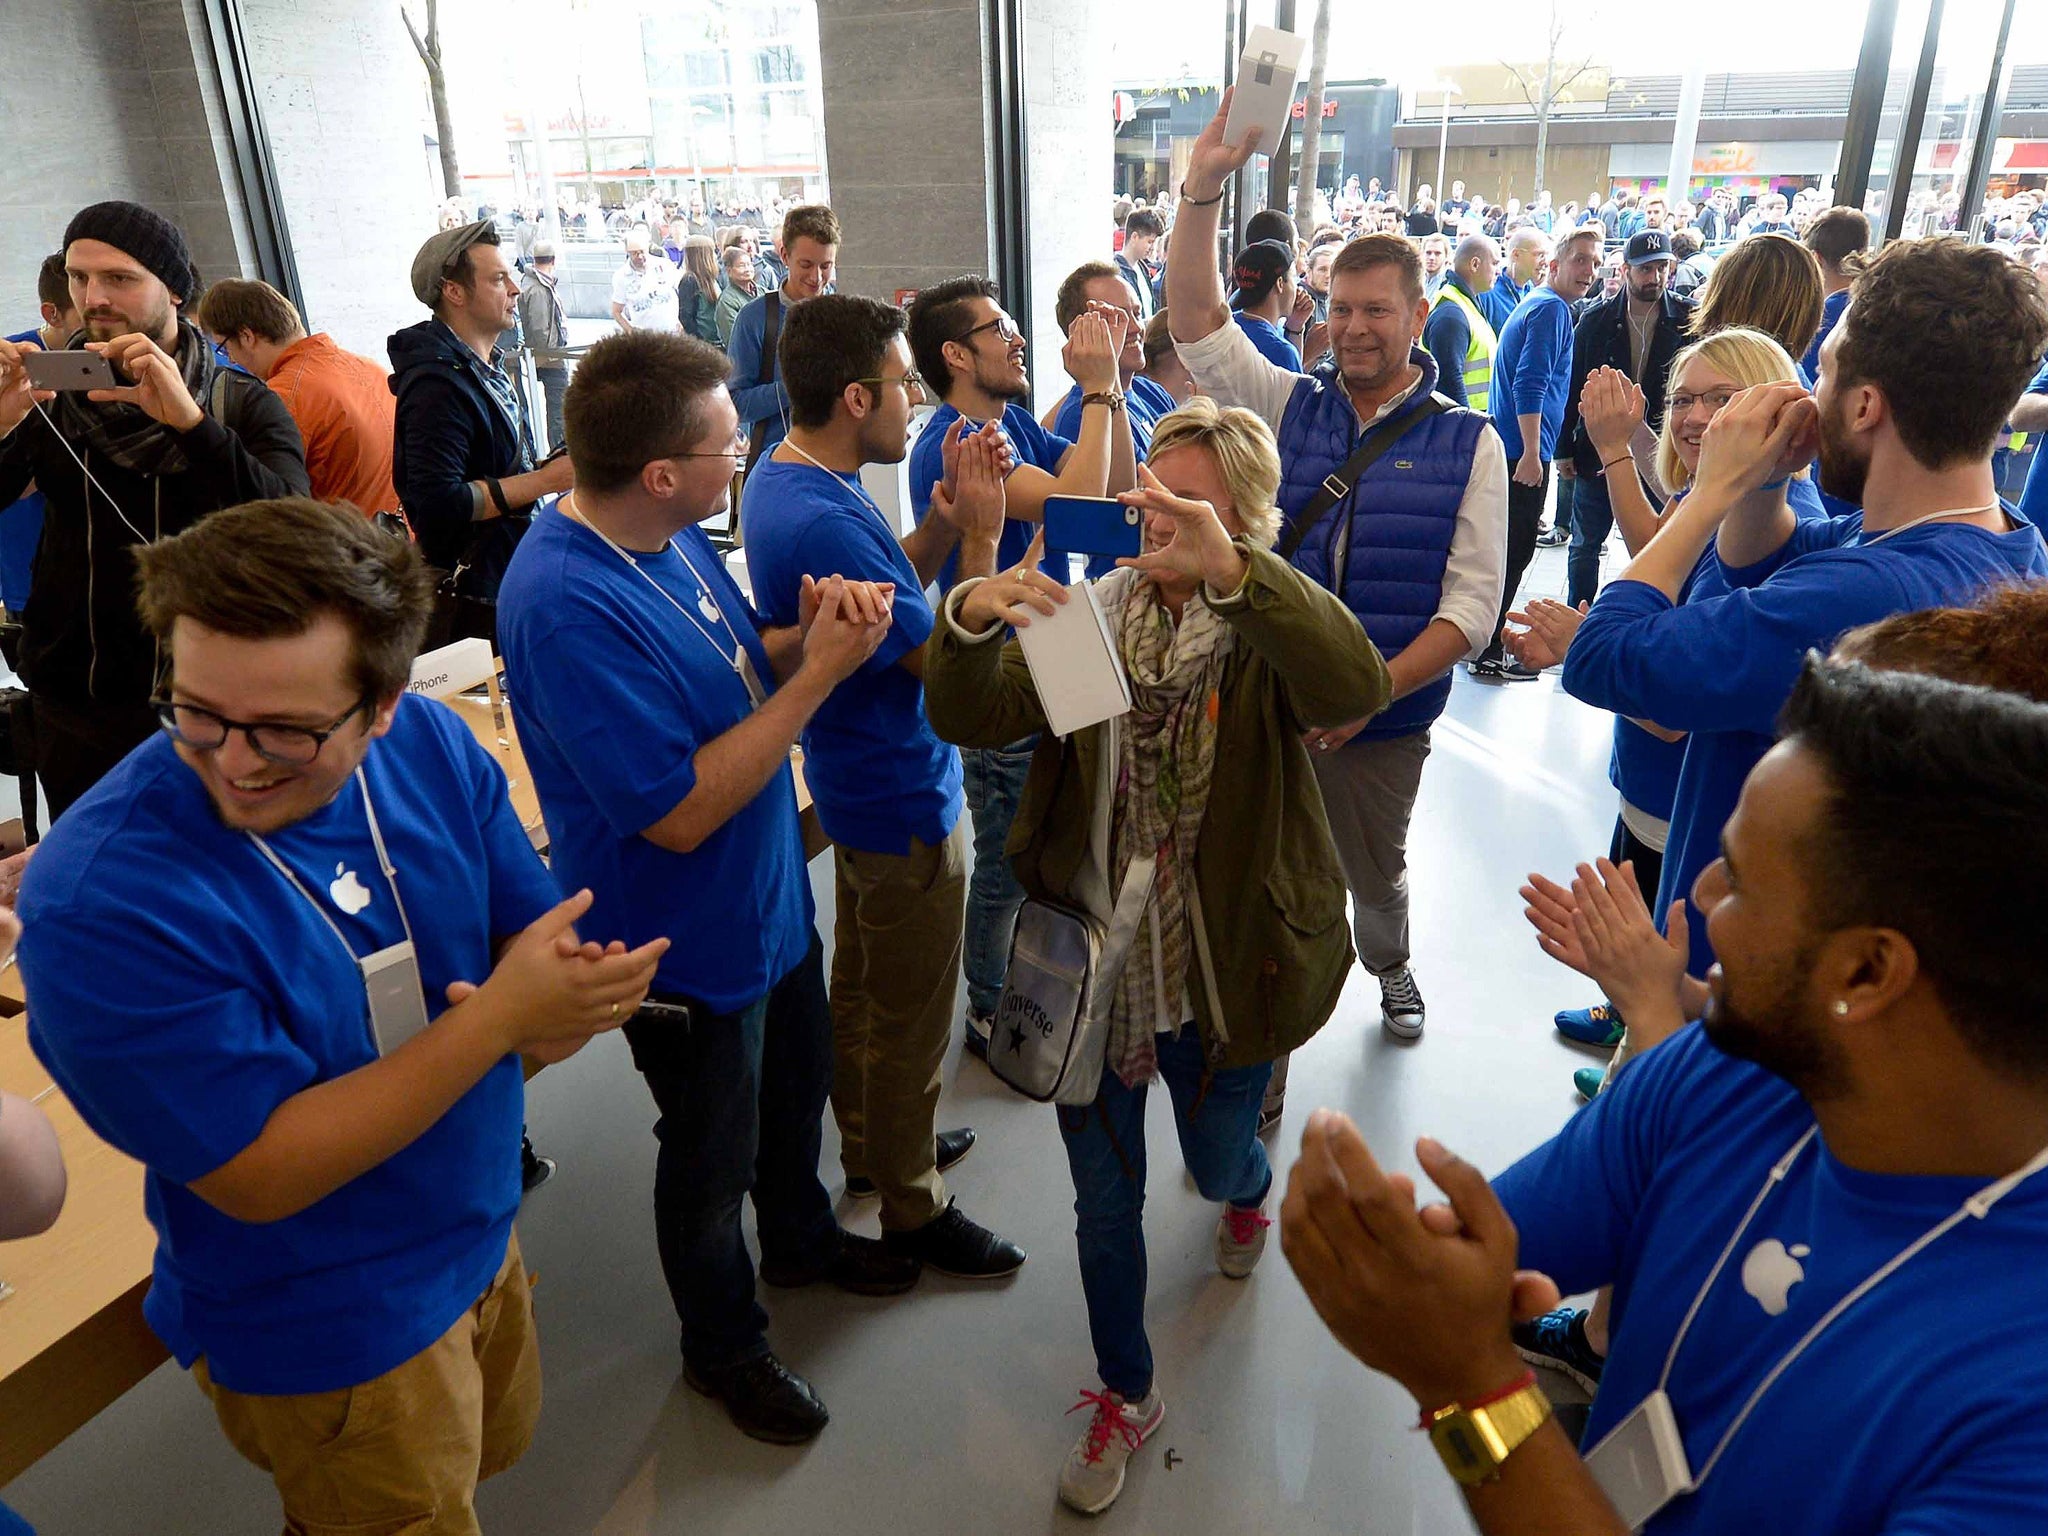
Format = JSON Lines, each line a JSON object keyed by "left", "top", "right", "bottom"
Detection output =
{"left": 562, "top": 496, "right": 767, "bottom": 708}
{"left": 1653, "top": 1123, "right": 2048, "bottom": 1488}
{"left": 781, "top": 439, "right": 896, "bottom": 537}
{"left": 247, "top": 768, "right": 418, "bottom": 967}
{"left": 1861, "top": 501, "right": 2001, "bottom": 547}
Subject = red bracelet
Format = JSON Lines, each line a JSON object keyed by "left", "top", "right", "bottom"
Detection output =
{"left": 1416, "top": 1368, "right": 1539, "bottom": 1429}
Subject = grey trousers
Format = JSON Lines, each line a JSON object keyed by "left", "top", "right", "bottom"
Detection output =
{"left": 1310, "top": 729, "right": 1433, "bottom": 976}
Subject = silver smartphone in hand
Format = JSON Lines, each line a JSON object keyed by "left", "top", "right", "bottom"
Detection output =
{"left": 22, "top": 350, "right": 118, "bottom": 392}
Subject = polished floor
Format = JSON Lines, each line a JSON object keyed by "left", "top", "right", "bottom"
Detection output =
{"left": 7, "top": 542, "right": 1621, "bottom": 1535}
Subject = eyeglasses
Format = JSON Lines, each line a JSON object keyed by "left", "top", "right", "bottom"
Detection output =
{"left": 154, "top": 696, "right": 371, "bottom": 766}
{"left": 953, "top": 316, "right": 1022, "bottom": 347}
{"left": 668, "top": 428, "right": 752, "bottom": 463}
{"left": 853, "top": 371, "right": 926, "bottom": 394}
{"left": 1669, "top": 389, "right": 1739, "bottom": 417}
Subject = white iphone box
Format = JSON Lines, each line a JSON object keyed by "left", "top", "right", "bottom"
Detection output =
{"left": 1017, "top": 580, "right": 1132, "bottom": 739}
{"left": 1223, "top": 26, "right": 1307, "bottom": 154}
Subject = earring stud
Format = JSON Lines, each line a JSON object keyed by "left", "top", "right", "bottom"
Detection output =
{"left": 1833, "top": 1000, "right": 1850, "bottom": 1017}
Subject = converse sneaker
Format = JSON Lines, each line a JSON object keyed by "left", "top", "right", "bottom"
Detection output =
{"left": 1378, "top": 967, "right": 1426, "bottom": 1041}
{"left": 1216, "top": 1201, "right": 1272, "bottom": 1279}
{"left": 1058, "top": 1387, "right": 1166, "bottom": 1515}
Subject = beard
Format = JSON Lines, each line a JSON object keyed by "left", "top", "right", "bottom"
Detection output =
{"left": 975, "top": 357, "right": 1028, "bottom": 404}
{"left": 85, "top": 290, "right": 175, "bottom": 344}
{"left": 1816, "top": 394, "right": 1870, "bottom": 506}
{"left": 1701, "top": 941, "right": 1848, "bottom": 1100}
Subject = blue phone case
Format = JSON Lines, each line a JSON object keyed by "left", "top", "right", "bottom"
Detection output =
{"left": 1043, "top": 496, "right": 1142, "bottom": 559}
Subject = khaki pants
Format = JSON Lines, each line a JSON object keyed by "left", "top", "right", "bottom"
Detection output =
{"left": 1311, "top": 730, "right": 1432, "bottom": 976}
{"left": 195, "top": 1233, "right": 539, "bottom": 1536}
{"left": 830, "top": 825, "right": 967, "bottom": 1232}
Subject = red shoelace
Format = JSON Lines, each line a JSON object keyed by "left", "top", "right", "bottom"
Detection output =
{"left": 1067, "top": 1388, "right": 1147, "bottom": 1466}
{"left": 1222, "top": 1205, "right": 1272, "bottom": 1245}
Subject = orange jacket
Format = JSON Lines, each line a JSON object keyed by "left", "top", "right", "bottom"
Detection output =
{"left": 266, "top": 334, "right": 399, "bottom": 515}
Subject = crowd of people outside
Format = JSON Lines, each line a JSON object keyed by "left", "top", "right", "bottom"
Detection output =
{"left": 0, "top": 77, "right": 2046, "bottom": 1536}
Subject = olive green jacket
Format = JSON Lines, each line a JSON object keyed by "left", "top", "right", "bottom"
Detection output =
{"left": 923, "top": 544, "right": 1393, "bottom": 1071}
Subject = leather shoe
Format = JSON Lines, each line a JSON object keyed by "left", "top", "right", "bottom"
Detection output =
{"left": 882, "top": 1200, "right": 1025, "bottom": 1279}
{"left": 684, "top": 1352, "right": 829, "bottom": 1444}
{"left": 844, "top": 1127, "right": 976, "bottom": 1200}
{"left": 759, "top": 1229, "right": 922, "bottom": 1296}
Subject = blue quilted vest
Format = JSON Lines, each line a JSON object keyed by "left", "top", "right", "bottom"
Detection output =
{"left": 1278, "top": 346, "right": 1487, "bottom": 740}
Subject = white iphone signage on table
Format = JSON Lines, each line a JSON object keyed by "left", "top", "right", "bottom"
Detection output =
{"left": 1223, "top": 26, "right": 1307, "bottom": 154}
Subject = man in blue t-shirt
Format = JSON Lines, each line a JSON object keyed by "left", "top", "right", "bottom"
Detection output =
{"left": 20, "top": 500, "right": 665, "bottom": 1532}
{"left": 1482, "top": 225, "right": 1603, "bottom": 676}
{"left": 2011, "top": 354, "right": 2048, "bottom": 524}
{"left": 499, "top": 331, "right": 920, "bottom": 1444}
{"left": 0, "top": 255, "right": 78, "bottom": 621}
{"left": 902, "top": 274, "right": 1128, "bottom": 1060}
{"left": 741, "top": 294, "right": 1027, "bottom": 1281}
{"left": 1284, "top": 658, "right": 2048, "bottom": 1532}
{"left": 1564, "top": 237, "right": 2048, "bottom": 978}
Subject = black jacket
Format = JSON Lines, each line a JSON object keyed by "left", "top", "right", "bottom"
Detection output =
{"left": 388, "top": 319, "right": 534, "bottom": 599}
{"left": 1561, "top": 288, "right": 1695, "bottom": 478}
{"left": 0, "top": 370, "right": 307, "bottom": 707}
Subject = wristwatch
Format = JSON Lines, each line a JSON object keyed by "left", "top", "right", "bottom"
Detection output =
{"left": 1421, "top": 1372, "right": 1553, "bottom": 1486}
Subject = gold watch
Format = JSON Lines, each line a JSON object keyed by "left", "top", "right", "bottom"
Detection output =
{"left": 1423, "top": 1375, "right": 1553, "bottom": 1486}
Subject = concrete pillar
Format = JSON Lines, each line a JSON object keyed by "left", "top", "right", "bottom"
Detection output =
{"left": 815, "top": 0, "right": 995, "bottom": 306}
{"left": 1667, "top": 62, "right": 1709, "bottom": 209}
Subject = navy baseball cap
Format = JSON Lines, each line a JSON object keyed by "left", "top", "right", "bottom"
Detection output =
{"left": 1625, "top": 229, "right": 1675, "bottom": 266}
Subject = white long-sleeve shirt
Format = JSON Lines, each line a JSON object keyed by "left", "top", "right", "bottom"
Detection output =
{"left": 1176, "top": 321, "right": 1508, "bottom": 657}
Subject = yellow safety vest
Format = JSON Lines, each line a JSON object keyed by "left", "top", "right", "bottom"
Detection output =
{"left": 1430, "top": 282, "right": 1498, "bottom": 413}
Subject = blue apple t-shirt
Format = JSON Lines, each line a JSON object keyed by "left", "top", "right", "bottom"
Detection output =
{"left": 20, "top": 696, "right": 560, "bottom": 1394}
{"left": 1497, "top": 1025, "right": 2048, "bottom": 1534}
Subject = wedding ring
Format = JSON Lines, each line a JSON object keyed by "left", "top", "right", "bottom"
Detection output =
{"left": 609, "top": 1001, "right": 619, "bottom": 1020}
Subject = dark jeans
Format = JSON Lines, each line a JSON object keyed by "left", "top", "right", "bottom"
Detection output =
{"left": 1057, "top": 1029, "right": 1273, "bottom": 1399}
{"left": 32, "top": 694, "right": 157, "bottom": 820}
{"left": 1567, "top": 474, "right": 1613, "bottom": 610}
{"left": 1609, "top": 815, "right": 1666, "bottom": 920}
{"left": 1483, "top": 464, "right": 1550, "bottom": 662}
{"left": 624, "top": 931, "right": 838, "bottom": 1374}
{"left": 961, "top": 742, "right": 1035, "bottom": 1018}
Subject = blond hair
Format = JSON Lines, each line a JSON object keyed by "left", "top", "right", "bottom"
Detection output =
{"left": 1146, "top": 397, "right": 1283, "bottom": 549}
{"left": 1656, "top": 326, "right": 1805, "bottom": 494}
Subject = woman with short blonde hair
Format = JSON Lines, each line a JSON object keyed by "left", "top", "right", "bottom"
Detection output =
{"left": 1142, "top": 397, "right": 1281, "bottom": 548}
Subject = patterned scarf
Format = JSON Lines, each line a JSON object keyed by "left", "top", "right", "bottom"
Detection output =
{"left": 50, "top": 319, "right": 219, "bottom": 476}
{"left": 1105, "top": 572, "right": 1232, "bottom": 1086}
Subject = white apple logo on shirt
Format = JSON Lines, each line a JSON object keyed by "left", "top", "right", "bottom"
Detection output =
{"left": 328, "top": 863, "right": 373, "bottom": 916}
{"left": 1739, "top": 1238, "right": 1811, "bottom": 1317}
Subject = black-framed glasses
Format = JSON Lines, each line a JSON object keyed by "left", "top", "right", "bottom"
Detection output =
{"left": 853, "top": 371, "right": 926, "bottom": 394}
{"left": 668, "top": 427, "right": 752, "bottom": 463}
{"left": 153, "top": 696, "right": 371, "bottom": 766}
{"left": 953, "top": 316, "right": 1022, "bottom": 347}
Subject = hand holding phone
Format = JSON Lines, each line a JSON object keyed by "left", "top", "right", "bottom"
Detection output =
{"left": 22, "top": 350, "right": 118, "bottom": 393}
{"left": 0, "top": 337, "right": 54, "bottom": 440}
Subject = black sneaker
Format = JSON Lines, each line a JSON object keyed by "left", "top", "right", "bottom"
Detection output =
{"left": 684, "top": 1352, "right": 829, "bottom": 1444}
{"left": 1512, "top": 1306, "right": 1606, "bottom": 1395}
{"left": 882, "top": 1200, "right": 1026, "bottom": 1279}
{"left": 845, "top": 1127, "right": 976, "bottom": 1200}
{"left": 759, "top": 1229, "right": 922, "bottom": 1296}
{"left": 520, "top": 1135, "right": 556, "bottom": 1194}
{"left": 963, "top": 1008, "right": 994, "bottom": 1061}
{"left": 1498, "top": 659, "right": 1544, "bottom": 682}
{"left": 1468, "top": 654, "right": 1505, "bottom": 681}
{"left": 1536, "top": 523, "right": 1571, "bottom": 547}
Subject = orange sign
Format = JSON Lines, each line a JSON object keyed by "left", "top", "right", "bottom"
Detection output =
{"left": 1693, "top": 144, "right": 1760, "bottom": 174}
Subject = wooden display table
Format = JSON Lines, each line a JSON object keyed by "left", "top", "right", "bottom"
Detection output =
{"left": 0, "top": 1012, "right": 163, "bottom": 1484}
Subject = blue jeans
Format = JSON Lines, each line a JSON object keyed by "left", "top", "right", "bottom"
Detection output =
{"left": 1568, "top": 474, "right": 1613, "bottom": 610}
{"left": 1057, "top": 1029, "right": 1274, "bottom": 1398}
{"left": 961, "top": 742, "right": 1035, "bottom": 1017}
{"left": 624, "top": 932, "right": 838, "bottom": 1373}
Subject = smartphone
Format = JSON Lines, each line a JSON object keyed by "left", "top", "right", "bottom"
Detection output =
{"left": 632, "top": 999, "right": 696, "bottom": 1032}
{"left": 22, "top": 350, "right": 117, "bottom": 392}
{"left": 1043, "top": 495, "right": 1143, "bottom": 560}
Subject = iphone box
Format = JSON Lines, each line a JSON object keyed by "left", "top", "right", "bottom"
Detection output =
{"left": 1223, "top": 26, "right": 1307, "bottom": 154}
{"left": 1016, "top": 579, "right": 1132, "bottom": 738}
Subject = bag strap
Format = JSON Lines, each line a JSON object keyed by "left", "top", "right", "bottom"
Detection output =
{"left": 1092, "top": 852, "right": 1160, "bottom": 999}
{"left": 1276, "top": 392, "right": 1448, "bottom": 561}
{"left": 742, "top": 292, "right": 785, "bottom": 480}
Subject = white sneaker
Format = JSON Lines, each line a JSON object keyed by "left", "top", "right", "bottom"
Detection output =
{"left": 1378, "top": 966, "right": 1426, "bottom": 1040}
{"left": 1058, "top": 1387, "right": 1165, "bottom": 1515}
{"left": 1216, "top": 1201, "right": 1272, "bottom": 1279}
